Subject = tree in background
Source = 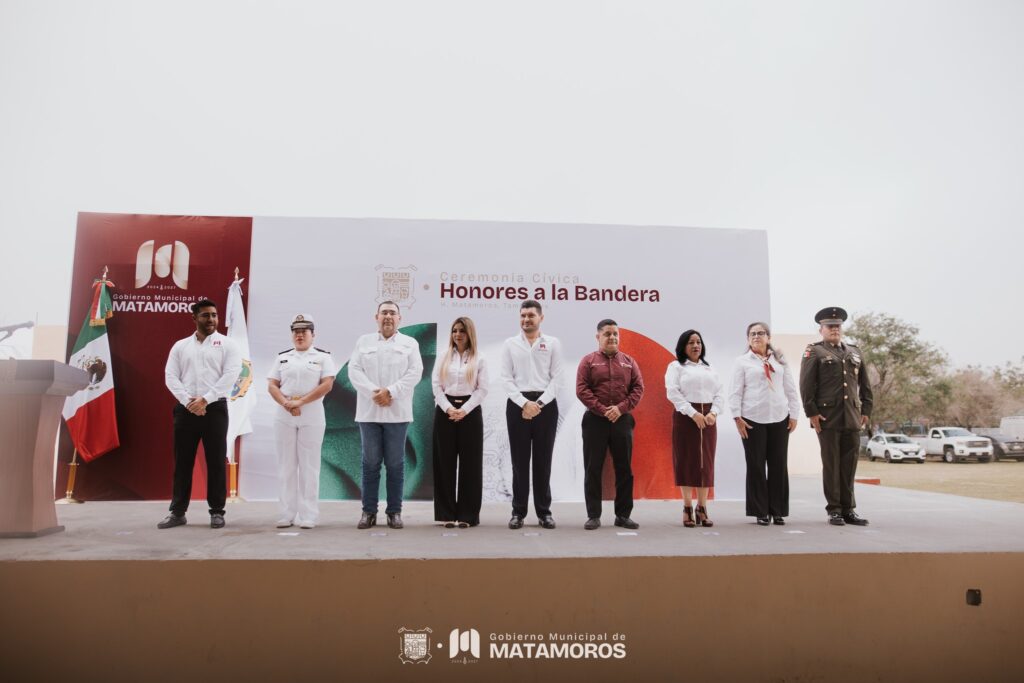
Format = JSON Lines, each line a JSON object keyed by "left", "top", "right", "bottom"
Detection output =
{"left": 845, "top": 312, "right": 950, "bottom": 427}
{"left": 945, "top": 366, "right": 1003, "bottom": 429}
{"left": 993, "top": 357, "right": 1024, "bottom": 417}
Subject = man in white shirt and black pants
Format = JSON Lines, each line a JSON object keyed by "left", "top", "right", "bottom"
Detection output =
{"left": 348, "top": 301, "right": 423, "bottom": 530}
{"left": 160, "top": 299, "right": 242, "bottom": 529}
{"left": 500, "top": 300, "right": 563, "bottom": 530}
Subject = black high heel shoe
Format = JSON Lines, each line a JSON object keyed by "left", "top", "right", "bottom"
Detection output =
{"left": 695, "top": 505, "right": 713, "bottom": 527}
{"left": 683, "top": 506, "right": 696, "bottom": 528}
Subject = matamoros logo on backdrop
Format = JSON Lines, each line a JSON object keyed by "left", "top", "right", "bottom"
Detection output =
{"left": 111, "top": 239, "right": 197, "bottom": 314}
{"left": 398, "top": 625, "right": 627, "bottom": 665}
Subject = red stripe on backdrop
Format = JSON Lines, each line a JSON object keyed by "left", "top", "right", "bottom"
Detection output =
{"left": 600, "top": 328, "right": 712, "bottom": 501}
{"left": 65, "top": 389, "right": 120, "bottom": 462}
{"left": 56, "top": 214, "right": 253, "bottom": 501}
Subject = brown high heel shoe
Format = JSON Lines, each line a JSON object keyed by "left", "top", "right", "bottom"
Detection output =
{"left": 683, "top": 506, "right": 696, "bottom": 528}
{"left": 695, "top": 505, "right": 713, "bottom": 527}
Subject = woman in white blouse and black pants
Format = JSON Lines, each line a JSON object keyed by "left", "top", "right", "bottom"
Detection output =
{"left": 432, "top": 316, "right": 488, "bottom": 528}
{"left": 665, "top": 330, "right": 724, "bottom": 528}
{"left": 729, "top": 322, "right": 801, "bottom": 525}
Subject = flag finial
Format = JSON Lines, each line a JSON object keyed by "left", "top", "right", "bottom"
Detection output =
{"left": 102, "top": 265, "right": 109, "bottom": 280}
{"left": 234, "top": 267, "right": 240, "bottom": 282}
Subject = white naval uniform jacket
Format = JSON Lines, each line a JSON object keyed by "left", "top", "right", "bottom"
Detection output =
{"left": 267, "top": 347, "right": 337, "bottom": 426}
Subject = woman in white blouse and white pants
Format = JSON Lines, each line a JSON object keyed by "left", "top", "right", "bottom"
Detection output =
{"left": 665, "top": 330, "right": 724, "bottom": 528}
{"left": 729, "top": 322, "right": 801, "bottom": 526}
{"left": 432, "top": 316, "right": 488, "bottom": 528}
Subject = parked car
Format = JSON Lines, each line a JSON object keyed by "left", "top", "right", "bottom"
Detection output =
{"left": 912, "top": 427, "right": 993, "bottom": 463}
{"left": 866, "top": 433, "right": 925, "bottom": 463}
{"left": 986, "top": 433, "right": 1024, "bottom": 462}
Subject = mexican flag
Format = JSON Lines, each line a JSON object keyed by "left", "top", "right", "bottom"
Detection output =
{"left": 61, "top": 277, "right": 120, "bottom": 461}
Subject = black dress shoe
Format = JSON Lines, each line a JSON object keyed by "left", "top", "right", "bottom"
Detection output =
{"left": 210, "top": 513, "right": 225, "bottom": 529}
{"left": 842, "top": 512, "right": 869, "bottom": 526}
{"left": 456, "top": 522, "right": 469, "bottom": 529}
{"left": 387, "top": 512, "right": 404, "bottom": 529}
{"left": 614, "top": 516, "right": 639, "bottom": 529}
{"left": 772, "top": 516, "right": 786, "bottom": 526}
{"left": 157, "top": 514, "right": 186, "bottom": 529}
{"left": 357, "top": 512, "right": 377, "bottom": 529}
{"left": 828, "top": 512, "right": 846, "bottom": 526}
{"left": 584, "top": 518, "right": 601, "bottom": 530}
{"left": 756, "top": 516, "right": 770, "bottom": 526}
{"left": 538, "top": 515, "right": 556, "bottom": 529}
{"left": 508, "top": 515, "right": 524, "bottom": 530}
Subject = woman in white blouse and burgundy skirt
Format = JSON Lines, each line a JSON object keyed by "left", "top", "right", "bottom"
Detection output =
{"left": 432, "top": 316, "right": 489, "bottom": 528}
{"left": 729, "top": 322, "right": 801, "bottom": 526}
{"left": 665, "top": 330, "right": 724, "bottom": 528}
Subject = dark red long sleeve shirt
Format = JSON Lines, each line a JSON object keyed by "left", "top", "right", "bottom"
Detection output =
{"left": 575, "top": 350, "right": 644, "bottom": 416}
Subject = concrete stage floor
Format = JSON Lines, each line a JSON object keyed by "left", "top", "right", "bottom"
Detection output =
{"left": 4, "top": 476, "right": 1023, "bottom": 561}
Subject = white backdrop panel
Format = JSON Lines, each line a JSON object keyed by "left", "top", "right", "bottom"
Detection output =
{"left": 241, "top": 217, "right": 770, "bottom": 503}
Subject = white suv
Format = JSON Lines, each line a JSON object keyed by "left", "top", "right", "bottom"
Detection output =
{"left": 866, "top": 433, "right": 925, "bottom": 463}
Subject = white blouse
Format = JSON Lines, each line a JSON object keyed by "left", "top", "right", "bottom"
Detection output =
{"left": 728, "top": 350, "right": 802, "bottom": 424}
{"left": 665, "top": 360, "right": 724, "bottom": 417}
{"left": 432, "top": 350, "right": 489, "bottom": 414}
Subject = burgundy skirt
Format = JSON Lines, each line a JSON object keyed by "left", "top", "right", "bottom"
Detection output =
{"left": 672, "top": 403, "right": 717, "bottom": 487}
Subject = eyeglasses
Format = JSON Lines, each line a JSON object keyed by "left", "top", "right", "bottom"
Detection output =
{"left": 748, "top": 331, "right": 768, "bottom": 338}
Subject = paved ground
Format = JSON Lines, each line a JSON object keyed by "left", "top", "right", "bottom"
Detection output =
{"left": 3, "top": 476, "right": 1023, "bottom": 561}
{"left": 857, "top": 457, "right": 1024, "bottom": 503}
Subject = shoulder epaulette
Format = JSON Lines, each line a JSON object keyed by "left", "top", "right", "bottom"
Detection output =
{"left": 278, "top": 349, "right": 292, "bottom": 355}
{"left": 315, "top": 347, "right": 331, "bottom": 354}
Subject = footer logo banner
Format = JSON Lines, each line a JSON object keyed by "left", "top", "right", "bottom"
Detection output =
{"left": 396, "top": 626, "right": 627, "bottom": 666}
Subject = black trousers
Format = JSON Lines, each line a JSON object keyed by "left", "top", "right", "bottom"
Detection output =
{"left": 432, "top": 396, "right": 483, "bottom": 525}
{"left": 506, "top": 396, "right": 558, "bottom": 518}
{"left": 741, "top": 416, "right": 790, "bottom": 518}
{"left": 817, "top": 428, "right": 861, "bottom": 514}
{"left": 170, "top": 400, "right": 228, "bottom": 516}
{"left": 581, "top": 411, "right": 635, "bottom": 519}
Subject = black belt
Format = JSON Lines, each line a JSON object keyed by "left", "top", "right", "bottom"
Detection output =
{"left": 446, "top": 394, "right": 471, "bottom": 406}
{"left": 521, "top": 391, "right": 543, "bottom": 400}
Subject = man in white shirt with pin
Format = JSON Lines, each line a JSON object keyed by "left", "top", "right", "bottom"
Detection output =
{"left": 500, "top": 299, "right": 563, "bottom": 530}
{"left": 160, "top": 298, "right": 243, "bottom": 530}
{"left": 348, "top": 301, "right": 423, "bottom": 530}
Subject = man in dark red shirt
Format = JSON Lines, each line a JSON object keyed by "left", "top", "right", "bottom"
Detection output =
{"left": 575, "top": 319, "right": 645, "bottom": 530}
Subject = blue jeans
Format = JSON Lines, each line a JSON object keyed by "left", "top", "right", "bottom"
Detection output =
{"left": 359, "top": 422, "right": 409, "bottom": 515}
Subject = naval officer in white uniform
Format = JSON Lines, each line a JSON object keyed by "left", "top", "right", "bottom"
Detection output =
{"left": 267, "top": 314, "right": 336, "bottom": 529}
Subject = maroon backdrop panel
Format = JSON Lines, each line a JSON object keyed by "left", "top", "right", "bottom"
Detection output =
{"left": 56, "top": 213, "right": 253, "bottom": 501}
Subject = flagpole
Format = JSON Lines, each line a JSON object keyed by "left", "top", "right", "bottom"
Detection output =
{"left": 227, "top": 266, "right": 244, "bottom": 503}
{"left": 55, "top": 449, "right": 85, "bottom": 504}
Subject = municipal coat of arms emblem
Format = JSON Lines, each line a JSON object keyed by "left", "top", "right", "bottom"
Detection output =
{"left": 398, "top": 626, "right": 433, "bottom": 664}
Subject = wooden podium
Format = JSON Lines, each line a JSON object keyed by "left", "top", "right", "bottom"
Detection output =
{"left": 0, "top": 360, "right": 89, "bottom": 538}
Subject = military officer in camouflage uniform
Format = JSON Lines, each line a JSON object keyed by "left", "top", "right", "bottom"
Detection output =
{"left": 799, "top": 307, "right": 873, "bottom": 526}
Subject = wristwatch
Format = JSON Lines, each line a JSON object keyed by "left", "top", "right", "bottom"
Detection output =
{"left": 536, "top": 400, "right": 545, "bottom": 408}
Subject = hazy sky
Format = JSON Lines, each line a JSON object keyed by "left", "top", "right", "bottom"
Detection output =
{"left": 1, "top": 1, "right": 1021, "bottom": 366}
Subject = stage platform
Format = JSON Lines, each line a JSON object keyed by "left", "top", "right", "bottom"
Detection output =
{"left": 2, "top": 477, "right": 1023, "bottom": 682}
{"left": 2, "top": 477, "right": 1024, "bottom": 561}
